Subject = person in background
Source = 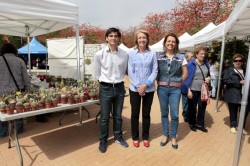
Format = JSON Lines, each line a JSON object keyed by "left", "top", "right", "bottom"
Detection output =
{"left": 182, "top": 46, "right": 211, "bottom": 133}
{"left": 222, "top": 54, "right": 247, "bottom": 134}
{"left": 209, "top": 55, "right": 219, "bottom": 99}
{"left": 0, "top": 43, "right": 30, "bottom": 138}
{"left": 128, "top": 29, "right": 158, "bottom": 148}
{"left": 93, "top": 27, "right": 129, "bottom": 153}
{"left": 157, "top": 33, "right": 188, "bottom": 149}
{"left": 181, "top": 51, "right": 194, "bottom": 122}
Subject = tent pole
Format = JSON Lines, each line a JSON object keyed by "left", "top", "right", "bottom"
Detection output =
{"left": 75, "top": 24, "right": 81, "bottom": 80}
{"left": 233, "top": 45, "right": 250, "bottom": 166}
{"left": 214, "top": 35, "right": 226, "bottom": 112}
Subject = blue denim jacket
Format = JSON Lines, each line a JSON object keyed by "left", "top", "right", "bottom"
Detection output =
{"left": 181, "top": 58, "right": 210, "bottom": 94}
{"left": 157, "top": 53, "right": 185, "bottom": 87}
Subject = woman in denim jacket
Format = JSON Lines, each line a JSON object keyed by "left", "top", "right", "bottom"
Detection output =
{"left": 157, "top": 33, "right": 188, "bottom": 149}
{"left": 128, "top": 29, "right": 158, "bottom": 147}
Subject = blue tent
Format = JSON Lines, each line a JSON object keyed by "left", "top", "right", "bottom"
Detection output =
{"left": 18, "top": 37, "right": 47, "bottom": 54}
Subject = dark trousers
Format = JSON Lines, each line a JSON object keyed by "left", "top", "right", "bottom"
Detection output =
{"left": 227, "top": 102, "right": 249, "bottom": 128}
{"left": 129, "top": 90, "right": 154, "bottom": 140}
{"left": 0, "top": 119, "right": 23, "bottom": 138}
{"left": 188, "top": 90, "right": 207, "bottom": 127}
{"left": 99, "top": 83, "right": 125, "bottom": 143}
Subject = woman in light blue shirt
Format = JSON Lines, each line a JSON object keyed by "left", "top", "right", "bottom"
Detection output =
{"left": 128, "top": 29, "right": 158, "bottom": 148}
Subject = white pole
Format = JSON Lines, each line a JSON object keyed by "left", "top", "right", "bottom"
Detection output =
{"left": 75, "top": 24, "right": 81, "bottom": 80}
{"left": 214, "top": 35, "right": 226, "bottom": 112}
{"left": 233, "top": 45, "right": 250, "bottom": 166}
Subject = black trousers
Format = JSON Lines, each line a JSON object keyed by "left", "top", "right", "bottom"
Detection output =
{"left": 188, "top": 90, "right": 207, "bottom": 127}
{"left": 228, "top": 101, "right": 249, "bottom": 128}
{"left": 129, "top": 89, "right": 154, "bottom": 140}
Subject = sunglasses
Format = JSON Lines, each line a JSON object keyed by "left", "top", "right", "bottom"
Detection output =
{"left": 234, "top": 60, "right": 243, "bottom": 62}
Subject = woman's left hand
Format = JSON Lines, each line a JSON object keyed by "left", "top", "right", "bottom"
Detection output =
{"left": 137, "top": 84, "right": 147, "bottom": 94}
{"left": 205, "top": 77, "right": 211, "bottom": 84}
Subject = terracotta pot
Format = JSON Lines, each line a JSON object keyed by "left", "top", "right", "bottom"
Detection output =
{"left": 31, "top": 106, "right": 37, "bottom": 111}
{"left": 0, "top": 108, "right": 7, "bottom": 114}
{"left": 61, "top": 98, "right": 67, "bottom": 104}
{"left": 52, "top": 101, "right": 58, "bottom": 107}
{"left": 16, "top": 106, "right": 24, "bottom": 113}
{"left": 6, "top": 108, "right": 14, "bottom": 115}
{"left": 45, "top": 102, "right": 52, "bottom": 108}
{"left": 38, "top": 103, "right": 44, "bottom": 109}
{"left": 74, "top": 99, "right": 80, "bottom": 103}
{"left": 24, "top": 107, "right": 30, "bottom": 112}
{"left": 68, "top": 98, "right": 74, "bottom": 104}
{"left": 80, "top": 97, "right": 85, "bottom": 102}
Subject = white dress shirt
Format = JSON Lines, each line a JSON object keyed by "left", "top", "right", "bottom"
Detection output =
{"left": 93, "top": 46, "right": 128, "bottom": 83}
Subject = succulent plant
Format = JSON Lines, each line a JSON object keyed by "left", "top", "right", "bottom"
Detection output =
{"left": 0, "top": 101, "right": 6, "bottom": 109}
{"left": 16, "top": 101, "right": 23, "bottom": 106}
{"left": 23, "top": 103, "right": 30, "bottom": 108}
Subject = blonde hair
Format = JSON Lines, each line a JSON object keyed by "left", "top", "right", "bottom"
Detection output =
{"left": 134, "top": 29, "right": 150, "bottom": 50}
{"left": 233, "top": 53, "right": 243, "bottom": 60}
{"left": 194, "top": 45, "right": 207, "bottom": 56}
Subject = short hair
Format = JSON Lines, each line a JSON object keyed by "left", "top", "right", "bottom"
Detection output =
{"left": 105, "top": 27, "right": 121, "bottom": 38}
{"left": 185, "top": 51, "right": 193, "bottom": 57}
{"left": 1, "top": 43, "right": 17, "bottom": 55}
{"left": 194, "top": 45, "right": 207, "bottom": 56}
{"left": 134, "top": 29, "right": 150, "bottom": 50}
{"left": 163, "top": 33, "right": 180, "bottom": 53}
{"left": 233, "top": 53, "right": 243, "bottom": 60}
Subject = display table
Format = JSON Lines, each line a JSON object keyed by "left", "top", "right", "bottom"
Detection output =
{"left": 0, "top": 100, "right": 99, "bottom": 166}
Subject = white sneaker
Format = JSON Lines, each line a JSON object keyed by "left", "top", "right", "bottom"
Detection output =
{"left": 230, "top": 127, "right": 237, "bottom": 134}
{"left": 243, "top": 129, "right": 248, "bottom": 135}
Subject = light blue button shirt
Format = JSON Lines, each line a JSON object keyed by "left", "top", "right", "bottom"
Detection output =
{"left": 128, "top": 48, "right": 158, "bottom": 92}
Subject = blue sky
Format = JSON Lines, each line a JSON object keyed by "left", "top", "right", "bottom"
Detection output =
{"left": 63, "top": 0, "right": 179, "bottom": 29}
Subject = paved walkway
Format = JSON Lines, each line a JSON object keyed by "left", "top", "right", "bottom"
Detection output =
{"left": 0, "top": 78, "right": 250, "bottom": 166}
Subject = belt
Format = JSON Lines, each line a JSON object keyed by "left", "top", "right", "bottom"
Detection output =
{"left": 100, "top": 81, "right": 123, "bottom": 87}
{"left": 158, "top": 81, "right": 181, "bottom": 88}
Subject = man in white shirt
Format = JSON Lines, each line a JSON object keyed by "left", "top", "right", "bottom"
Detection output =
{"left": 93, "top": 27, "right": 129, "bottom": 153}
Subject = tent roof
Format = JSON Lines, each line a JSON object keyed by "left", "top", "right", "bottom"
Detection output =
{"left": 118, "top": 43, "right": 130, "bottom": 52}
{"left": 179, "top": 32, "right": 191, "bottom": 42}
{"left": 149, "top": 38, "right": 164, "bottom": 52}
{"left": 225, "top": 0, "right": 250, "bottom": 39}
{"left": 0, "top": 0, "right": 79, "bottom": 37}
{"left": 18, "top": 37, "right": 47, "bottom": 54}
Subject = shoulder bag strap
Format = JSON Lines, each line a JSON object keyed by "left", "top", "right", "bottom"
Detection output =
{"left": 234, "top": 68, "right": 244, "bottom": 80}
{"left": 195, "top": 61, "right": 205, "bottom": 81}
{"left": 2, "top": 55, "right": 20, "bottom": 91}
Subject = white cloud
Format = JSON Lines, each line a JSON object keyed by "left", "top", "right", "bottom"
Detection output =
{"left": 62, "top": 0, "right": 177, "bottom": 29}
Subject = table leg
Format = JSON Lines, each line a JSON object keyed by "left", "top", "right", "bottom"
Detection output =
{"left": 8, "top": 121, "right": 12, "bottom": 148}
{"left": 82, "top": 106, "right": 90, "bottom": 118}
{"left": 13, "top": 120, "right": 23, "bottom": 166}
{"left": 76, "top": 106, "right": 83, "bottom": 126}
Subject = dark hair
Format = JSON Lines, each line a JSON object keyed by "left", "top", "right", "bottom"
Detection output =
{"left": 105, "top": 27, "right": 121, "bottom": 38}
{"left": 163, "top": 33, "right": 179, "bottom": 53}
{"left": 1, "top": 43, "right": 17, "bottom": 56}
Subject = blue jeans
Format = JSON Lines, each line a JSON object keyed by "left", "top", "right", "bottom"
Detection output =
{"left": 99, "top": 83, "right": 125, "bottom": 143}
{"left": 182, "top": 94, "right": 188, "bottom": 118}
{"left": 210, "top": 75, "right": 219, "bottom": 97}
{"left": 157, "top": 86, "right": 181, "bottom": 138}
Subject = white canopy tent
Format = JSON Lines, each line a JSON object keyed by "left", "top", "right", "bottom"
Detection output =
{"left": 179, "top": 22, "right": 216, "bottom": 49}
{"left": 118, "top": 43, "right": 131, "bottom": 52}
{"left": 149, "top": 38, "right": 164, "bottom": 52}
{"left": 0, "top": 0, "right": 82, "bottom": 79}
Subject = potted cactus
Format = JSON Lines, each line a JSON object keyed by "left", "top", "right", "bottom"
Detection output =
{"left": 9, "top": 99, "right": 16, "bottom": 109}
{"left": 23, "top": 103, "right": 30, "bottom": 112}
{"left": 74, "top": 94, "right": 80, "bottom": 103}
{"left": 6, "top": 105, "right": 14, "bottom": 115}
{"left": 0, "top": 101, "right": 7, "bottom": 114}
{"left": 52, "top": 98, "right": 58, "bottom": 107}
{"left": 45, "top": 98, "right": 52, "bottom": 108}
{"left": 89, "top": 91, "right": 96, "bottom": 100}
{"left": 67, "top": 93, "right": 74, "bottom": 104}
{"left": 79, "top": 93, "right": 85, "bottom": 102}
{"left": 61, "top": 94, "right": 67, "bottom": 104}
{"left": 38, "top": 100, "right": 45, "bottom": 109}
{"left": 16, "top": 101, "right": 24, "bottom": 113}
{"left": 31, "top": 101, "right": 38, "bottom": 111}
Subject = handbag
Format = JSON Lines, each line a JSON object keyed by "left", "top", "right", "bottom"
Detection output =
{"left": 196, "top": 62, "right": 210, "bottom": 103}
